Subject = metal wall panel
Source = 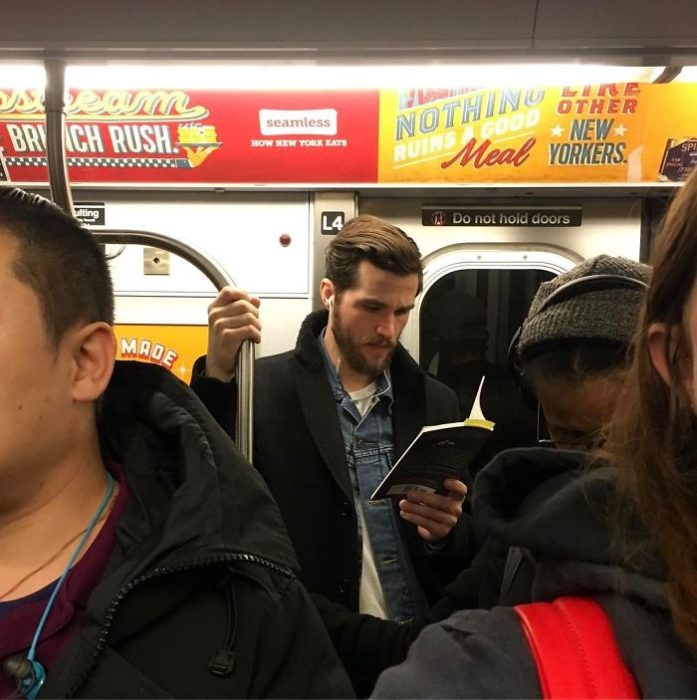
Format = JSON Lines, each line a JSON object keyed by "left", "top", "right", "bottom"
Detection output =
{"left": 536, "top": 0, "right": 697, "bottom": 48}
{"left": 3, "top": 0, "right": 696, "bottom": 57}
{"left": 0, "top": 0, "right": 537, "bottom": 48}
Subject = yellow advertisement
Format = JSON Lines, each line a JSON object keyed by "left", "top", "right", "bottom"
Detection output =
{"left": 115, "top": 324, "right": 208, "bottom": 384}
{"left": 378, "top": 82, "right": 697, "bottom": 184}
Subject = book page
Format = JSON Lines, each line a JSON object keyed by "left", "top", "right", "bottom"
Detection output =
{"left": 370, "top": 376, "right": 495, "bottom": 499}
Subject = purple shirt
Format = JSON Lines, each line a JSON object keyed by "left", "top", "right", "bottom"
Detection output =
{"left": 0, "top": 467, "right": 129, "bottom": 697}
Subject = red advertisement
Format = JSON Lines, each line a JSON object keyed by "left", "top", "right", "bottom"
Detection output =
{"left": 0, "top": 88, "right": 379, "bottom": 185}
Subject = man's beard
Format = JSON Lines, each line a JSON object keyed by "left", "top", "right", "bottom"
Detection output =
{"left": 331, "top": 310, "right": 397, "bottom": 381}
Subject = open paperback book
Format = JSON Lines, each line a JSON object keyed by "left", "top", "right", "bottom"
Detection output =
{"left": 370, "top": 376, "right": 495, "bottom": 499}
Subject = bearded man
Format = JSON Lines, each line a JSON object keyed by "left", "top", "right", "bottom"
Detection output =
{"left": 192, "top": 215, "right": 466, "bottom": 621}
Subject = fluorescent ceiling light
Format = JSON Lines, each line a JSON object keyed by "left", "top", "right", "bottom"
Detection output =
{"left": 0, "top": 63, "right": 46, "bottom": 88}
{"left": 66, "top": 63, "right": 667, "bottom": 91}
{"left": 673, "top": 66, "right": 697, "bottom": 82}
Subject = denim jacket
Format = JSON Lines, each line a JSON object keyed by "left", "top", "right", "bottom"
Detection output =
{"left": 320, "top": 334, "right": 427, "bottom": 622}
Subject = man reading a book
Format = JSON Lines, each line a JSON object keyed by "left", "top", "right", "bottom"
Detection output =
{"left": 192, "top": 215, "right": 468, "bottom": 622}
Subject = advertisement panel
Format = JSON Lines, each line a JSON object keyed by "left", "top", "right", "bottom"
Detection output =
{"left": 115, "top": 324, "right": 208, "bottom": 384}
{"left": 377, "top": 82, "right": 697, "bottom": 184}
{"left": 0, "top": 88, "right": 379, "bottom": 185}
{"left": 2, "top": 82, "right": 697, "bottom": 186}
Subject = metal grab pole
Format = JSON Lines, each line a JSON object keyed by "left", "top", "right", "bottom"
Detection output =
{"left": 235, "top": 343, "right": 254, "bottom": 461}
{"left": 44, "top": 59, "right": 74, "bottom": 215}
{"left": 41, "top": 58, "right": 253, "bottom": 459}
{"left": 92, "top": 229, "right": 255, "bottom": 462}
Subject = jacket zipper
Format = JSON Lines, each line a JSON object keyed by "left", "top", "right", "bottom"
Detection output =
{"left": 208, "top": 582, "right": 238, "bottom": 676}
{"left": 65, "top": 552, "right": 293, "bottom": 697}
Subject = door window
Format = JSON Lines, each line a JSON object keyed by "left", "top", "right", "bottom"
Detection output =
{"left": 419, "top": 267, "right": 555, "bottom": 475}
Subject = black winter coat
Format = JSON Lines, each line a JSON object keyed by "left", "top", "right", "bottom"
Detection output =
{"left": 42, "top": 361, "right": 353, "bottom": 698}
{"left": 192, "top": 310, "right": 466, "bottom": 611}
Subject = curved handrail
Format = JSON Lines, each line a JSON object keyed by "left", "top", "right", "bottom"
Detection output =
{"left": 92, "top": 229, "right": 255, "bottom": 461}
{"left": 43, "top": 59, "right": 254, "bottom": 461}
{"left": 93, "top": 229, "right": 234, "bottom": 289}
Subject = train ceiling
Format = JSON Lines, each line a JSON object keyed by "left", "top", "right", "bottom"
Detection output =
{"left": 1, "top": 0, "right": 697, "bottom": 63}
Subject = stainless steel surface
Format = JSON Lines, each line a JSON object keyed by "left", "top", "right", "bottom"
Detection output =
{"left": 4, "top": 0, "right": 697, "bottom": 61}
{"left": 93, "top": 228, "right": 255, "bottom": 460}
{"left": 311, "top": 192, "right": 357, "bottom": 311}
{"left": 43, "top": 59, "right": 257, "bottom": 452}
{"left": 143, "top": 247, "right": 171, "bottom": 275}
{"left": 44, "top": 59, "right": 74, "bottom": 215}
{"left": 235, "top": 342, "right": 254, "bottom": 462}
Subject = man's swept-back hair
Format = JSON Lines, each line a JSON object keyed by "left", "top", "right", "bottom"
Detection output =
{"left": 606, "top": 167, "right": 697, "bottom": 655}
{"left": 325, "top": 214, "right": 423, "bottom": 294}
{"left": 0, "top": 186, "right": 114, "bottom": 344}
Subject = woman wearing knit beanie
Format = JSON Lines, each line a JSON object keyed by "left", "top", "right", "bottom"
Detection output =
{"left": 374, "top": 171, "right": 697, "bottom": 697}
{"left": 515, "top": 254, "right": 650, "bottom": 451}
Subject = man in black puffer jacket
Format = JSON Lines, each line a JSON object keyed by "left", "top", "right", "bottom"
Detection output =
{"left": 0, "top": 188, "right": 352, "bottom": 699}
{"left": 46, "top": 361, "right": 352, "bottom": 698}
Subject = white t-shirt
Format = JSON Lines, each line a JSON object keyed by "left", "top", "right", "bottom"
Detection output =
{"left": 349, "top": 382, "right": 378, "bottom": 417}
{"left": 348, "top": 382, "right": 389, "bottom": 619}
{"left": 357, "top": 503, "right": 389, "bottom": 618}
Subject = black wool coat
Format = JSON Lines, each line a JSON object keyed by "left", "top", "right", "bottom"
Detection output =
{"left": 192, "top": 310, "right": 466, "bottom": 612}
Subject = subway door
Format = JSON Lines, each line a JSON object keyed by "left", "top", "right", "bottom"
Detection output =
{"left": 365, "top": 195, "right": 641, "bottom": 470}
{"left": 412, "top": 250, "right": 581, "bottom": 476}
{"left": 90, "top": 191, "right": 313, "bottom": 382}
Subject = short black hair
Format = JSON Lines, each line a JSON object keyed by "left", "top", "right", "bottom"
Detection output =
{"left": 0, "top": 186, "right": 114, "bottom": 345}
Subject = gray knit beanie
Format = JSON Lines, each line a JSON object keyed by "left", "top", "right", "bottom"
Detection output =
{"left": 517, "top": 255, "right": 651, "bottom": 360}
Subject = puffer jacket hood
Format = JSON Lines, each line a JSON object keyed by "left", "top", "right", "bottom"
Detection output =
{"left": 472, "top": 447, "right": 666, "bottom": 606}
{"left": 375, "top": 448, "right": 697, "bottom": 698}
{"left": 98, "top": 360, "right": 299, "bottom": 577}
{"left": 40, "top": 361, "right": 352, "bottom": 699}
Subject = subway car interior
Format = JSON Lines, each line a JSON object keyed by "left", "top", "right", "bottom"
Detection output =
{"left": 3, "top": 0, "right": 695, "bottom": 445}
{"left": 0, "top": 0, "right": 697, "bottom": 698}
{"left": 2, "top": 0, "right": 697, "bottom": 694}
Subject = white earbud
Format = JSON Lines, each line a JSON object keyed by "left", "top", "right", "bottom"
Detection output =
{"left": 326, "top": 295, "right": 335, "bottom": 311}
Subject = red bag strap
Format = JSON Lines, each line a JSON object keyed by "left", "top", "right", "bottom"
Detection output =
{"left": 514, "top": 596, "right": 639, "bottom": 699}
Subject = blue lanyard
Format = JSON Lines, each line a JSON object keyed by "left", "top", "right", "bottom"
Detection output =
{"left": 19, "top": 471, "right": 116, "bottom": 700}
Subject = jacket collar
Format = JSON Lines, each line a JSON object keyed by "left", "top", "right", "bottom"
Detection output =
{"left": 98, "top": 361, "right": 299, "bottom": 577}
{"left": 294, "top": 309, "right": 330, "bottom": 371}
{"left": 43, "top": 362, "right": 300, "bottom": 697}
{"left": 293, "top": 309, "right": 427, "bottom": 460}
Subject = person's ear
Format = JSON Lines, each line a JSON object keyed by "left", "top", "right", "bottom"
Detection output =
{"left": 68, "top": 322, "right": 117, "bottom": 402}
{"left": 320, "top": 278, "right": 335, "bottom": 310}
{"left": 648, "top": 322, "right": 686, "bottom": 388}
